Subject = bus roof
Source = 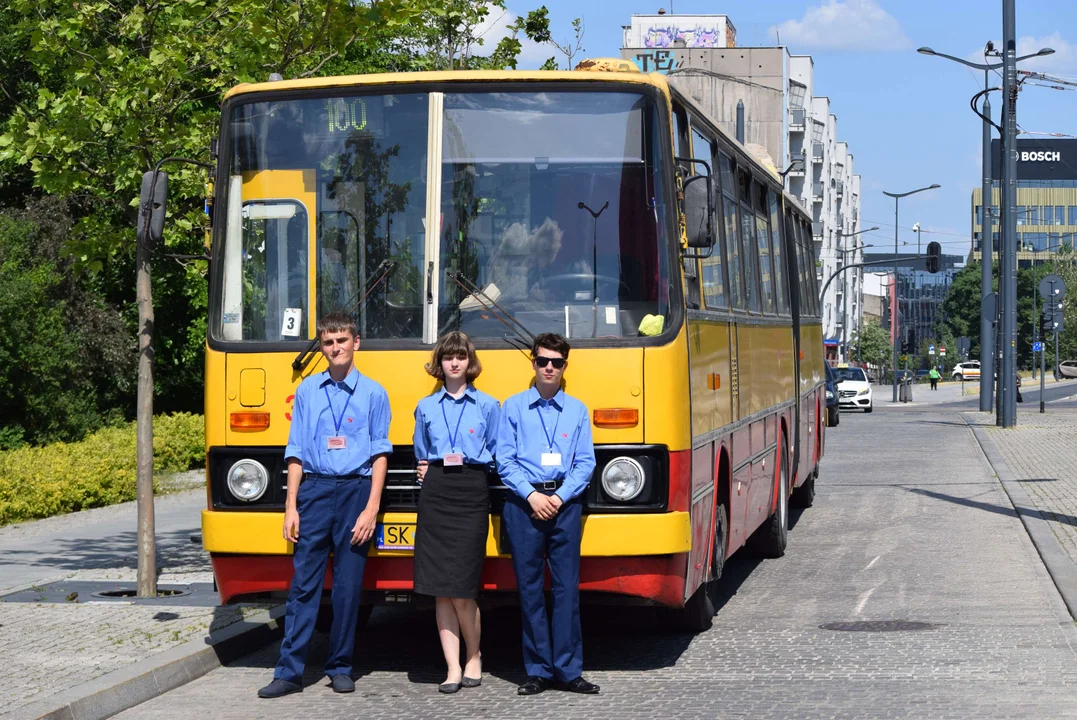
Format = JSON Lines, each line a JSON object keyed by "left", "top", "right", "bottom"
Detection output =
{"left": 223, "top": 68, "right": 673, "bottom": 101}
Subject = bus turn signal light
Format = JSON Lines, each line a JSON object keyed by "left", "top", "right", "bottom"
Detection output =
{"left": 593, "top": 408, "right": 639, "bottom": 429}
{"left": 231, "top": 412, "right": 271, "bottom": 431}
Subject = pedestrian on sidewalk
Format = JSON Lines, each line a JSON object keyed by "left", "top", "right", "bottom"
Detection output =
{"left": 412, "top": 331, "right": 499, "bottom": 694}
{"left": 258, "top": 312, "right": 391, "bottom": 699}
{"left": 928, "top": 367, "right": 940, "bottom": 391}
{"left": 496, "top": 333, "right": 599, "bottom": 697}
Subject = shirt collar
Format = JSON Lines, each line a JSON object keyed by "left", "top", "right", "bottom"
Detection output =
{"left": 527, "top": 385, "right": 564, "bottom": 409}
{"left": 320, "top": 367, "right": 360, "bottom": 392}
{"left": 439, "top": 384, "right": 476, "bottom": 403}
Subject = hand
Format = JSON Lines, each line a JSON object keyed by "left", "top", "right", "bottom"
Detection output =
{"left": 549, "top": 494, "right": 563, "bottom": 511}
{"left": 283, "top": 508, "right": 300, "bottom": 543}
{"left": 416, "top": 460, "right": 428, "bottom": 483}
{"left": 351, "top": 506, "right": 378, "bottom": 545}
{"left": 527, "top": 492, "right": 558, "bottom": 521}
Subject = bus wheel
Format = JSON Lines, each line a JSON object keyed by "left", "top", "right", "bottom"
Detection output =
{"left": 752, "top": 441, "right": 789, "bottom": 558}
{"left": 679, "top": 503, "right": 727, "bottom": 632}
{"left": 791, "top": 470, "right": 815, "bottom": 509}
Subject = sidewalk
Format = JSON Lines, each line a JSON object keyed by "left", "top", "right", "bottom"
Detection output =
{"left": 964, "top": 409, "right": 1077, "bottom": 619}
{"left": 0, "top": 488, "right": 279, "bottom": 720}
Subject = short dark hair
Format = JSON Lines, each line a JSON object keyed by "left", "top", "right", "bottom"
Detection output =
{"left": 317, "top": 312, "right": 357, "bottom": 339}
{"left": 426, "top": 331, "right": 482, "bottom": 381}
{"left": 531, "top": 333, "right": 570, "bottom": 360}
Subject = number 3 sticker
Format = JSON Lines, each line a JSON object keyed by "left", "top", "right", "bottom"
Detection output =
{"left": 282, "top": 308, "right": 302, "bottom": 337}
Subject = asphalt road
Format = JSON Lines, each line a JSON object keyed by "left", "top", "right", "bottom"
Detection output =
{"left": 117, "top": 405, "right": 1077, "bottom": 719}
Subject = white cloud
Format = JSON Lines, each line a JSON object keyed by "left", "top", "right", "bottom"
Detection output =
{"left": 769, "top": 0, "right": 910, "bottom": 52}
{"left": 967, "top": 33, "right": 1077, "bottom": 75}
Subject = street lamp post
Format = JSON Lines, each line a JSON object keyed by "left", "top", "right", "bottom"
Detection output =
{"left": 918, "top": 39, "right": 1054, "bottom": 420}
{"left": 837, "top": 228, "right": 878, "bottom": 362}
{"left": 883, "top": 185, "right": 940, "bottom": 403}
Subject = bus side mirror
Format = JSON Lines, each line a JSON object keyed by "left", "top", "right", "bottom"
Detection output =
{"left": 683, "top": 174, "right": 714, "bottom": 249}
{"left": 925, "top": 241, "right": 941, "bottom": 273}
{"left": 138, "top": 170, "right": 169, "bottom": 246}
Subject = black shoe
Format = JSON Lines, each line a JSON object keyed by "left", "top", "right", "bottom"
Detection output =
{"left": 439, "top": 682, "right": 461, "bottom": 694}
{"left": 329, "top": 674, "right": 355, "bottom": 693}
{"left": 559, "top": 676, "right": 600, "bottom": 694}
{"left": 517, "top": 676, "right": 551, "bottom": 695}
{"left": 258, "top": 678, "right": 302, "bottom": 699}
{"left": 461, "top": 676, "right": 482, "bottom": 688}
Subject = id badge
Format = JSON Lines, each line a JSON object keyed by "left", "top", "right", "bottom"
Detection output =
{"left": 443, "top": 452, "right": 464, "bottom": 466}
{"left": 541, "top": 452, "right": 562, "bottom": 467}
{"left": 327, "top": 436, "right": 347, "bottom": 450}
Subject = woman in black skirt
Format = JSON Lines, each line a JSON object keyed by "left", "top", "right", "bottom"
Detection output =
{"left": 414, "top": 331, "right": 499, "bottom": 693}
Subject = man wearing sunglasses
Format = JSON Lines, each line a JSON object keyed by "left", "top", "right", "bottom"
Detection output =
{"left": 496, "top": 333, "right": 598, "bottom": 697}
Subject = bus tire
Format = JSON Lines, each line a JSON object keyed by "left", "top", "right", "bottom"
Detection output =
{"left": 680, "top": 503, "right": 727, "bottom": 632}
{"left": 791, "top": 471, "right": 815, "bottom": 509}
{"left": 752, "top": 440, "right": 789, "bottom": 558}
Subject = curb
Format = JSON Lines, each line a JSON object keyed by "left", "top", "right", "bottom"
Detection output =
{"left": 962, "top": 413, "right": 1077, "bottom": 622}
{"left": 7, "top": 604, "right": 284, "bottom": 720}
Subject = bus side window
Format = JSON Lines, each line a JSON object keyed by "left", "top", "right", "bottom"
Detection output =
{"left": 738, "top": 169, "right": 761, "bottom": 313}
{"left": 753, "top": 182, "right": 775, "bottom": 314}
{"left": 803, "top": 221, "right": 820, "bottom": 316}
{"left": 770, "top": 195, "right": 788, "bottom": 315}
{"left": 719, "top": 153, "right": 744, "bottom": 310}
{"left": 692, "top": 124, "right": 725, "bottom": 309}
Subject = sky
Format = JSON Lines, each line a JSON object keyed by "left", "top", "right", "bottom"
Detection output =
{"left": 488, "top": 0, "right": 1077, "bottom": 261}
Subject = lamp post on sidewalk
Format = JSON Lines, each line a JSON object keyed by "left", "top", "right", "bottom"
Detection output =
{"left": 883, "top": 185, "right": 940, "bottom": 403}
{"left": 917, "top": 40, "right": 1054, "bottom": 417}
{"left": 837, "top": 227, "right": 878, "bottom": 362}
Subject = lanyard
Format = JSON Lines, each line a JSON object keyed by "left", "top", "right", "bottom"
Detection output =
{"left": 440, "top": 394, "right": 467, "bottom": 452}
{"left": 323, "top": 384, "right": 354, "bottom": 434}
{"left": 535, "top": 401, "right": 561, "bottom": 449}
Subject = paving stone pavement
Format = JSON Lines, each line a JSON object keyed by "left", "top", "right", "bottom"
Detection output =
{"left": 969, "top": 409, "right": 1077, "bottom": 568}
{"left": 117, "top": 409, "right": 1077, "bottom": 720}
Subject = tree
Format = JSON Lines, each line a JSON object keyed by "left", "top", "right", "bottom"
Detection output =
{"left": 545, "top": 16, "right": 585, "bottom": 70}
{"left": 408, "top": 1, "right": 552, "bottom": 71}
{"left": 853, "top": 317, "right": 891, "bottom": 370}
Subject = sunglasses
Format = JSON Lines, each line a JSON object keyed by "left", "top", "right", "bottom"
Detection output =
{"left": 534, "top": 357, "right": 566, "bottom": 369}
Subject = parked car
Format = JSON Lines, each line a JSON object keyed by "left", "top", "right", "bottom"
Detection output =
{"left": 952, "top": 361, "right": 981, "bottom": 381}
{"left": 916, "top": 369, "right": 931, "bottom": 382}
{"left": 1060, "top": 360, "right": 1077, "bottom": 379}
{"left": 833, "top": 365, "right": 873, "bottom": 413}
{"left": 884, "top": 369, "right": 915, "bottom": 384}
{"left": 824, "top": 364, "right": 840, "bottom": 427}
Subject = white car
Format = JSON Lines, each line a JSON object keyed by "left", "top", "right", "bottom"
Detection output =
{"left": 832, "top": 366, "right": 873, "bottom": 413}
{"left": 952, "top": 361, "right": 981, "bottom": 381}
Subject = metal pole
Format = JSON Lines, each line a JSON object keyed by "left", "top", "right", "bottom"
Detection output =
{"left": 1055, "top": 328, "right": 1060, "bottom": 381}
{"left": 980, "top": 81, "right": 995, "bottom": 410}
{"left": 840, "top": 229, "right": 848, "bottom": 361}
{"left": 892, "top": 197, "right": 900, "bottom": 402}
{"left": 1040, "top": 331, "right": 1046, "bottom": 413}
{"left": 1000, "top": 0, "right": 1018, "bottom": 427}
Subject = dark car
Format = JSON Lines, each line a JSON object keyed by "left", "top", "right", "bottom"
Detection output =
{"left": 885, "top": 369, "right": 915, "bottom": 384}
{"left": 916, "top": 369, "right": 931, "bottom": 382}
{"left": 824, "top": 364, "right": 840, "bottom": 427}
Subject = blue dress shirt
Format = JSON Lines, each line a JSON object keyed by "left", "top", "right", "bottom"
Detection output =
{"left": 496, "top": 386, "right": 596, "bottom": 503}
{"left": 413, "top": 385, "right": 500, "bottom": 465}
{"left": 285, "top": 367, "right": 392, "bottom": 477}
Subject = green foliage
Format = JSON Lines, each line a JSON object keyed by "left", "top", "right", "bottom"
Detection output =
{"left": 0, "top": 413, "right": 204, "bottom": 525}
{"left": 854, "top": 317, "right": 892, "bottom": 369}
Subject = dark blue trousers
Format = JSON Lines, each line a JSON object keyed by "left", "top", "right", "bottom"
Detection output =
{"left": 502, "top": 492, "right": 584, "bottom": 682}
{"left": 274, "top": 477, "right": 371, "bottom": 684}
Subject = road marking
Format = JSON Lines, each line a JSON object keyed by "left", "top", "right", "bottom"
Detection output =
{"left": 865, "top": 555, "right": 880, "bottom": 570}
{"left": 855, "top": 587, "right": 876, "bottom": 615}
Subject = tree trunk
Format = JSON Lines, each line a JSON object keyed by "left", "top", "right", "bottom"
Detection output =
{"left": 136, "top": 228, "right": 157, "bottom": 597}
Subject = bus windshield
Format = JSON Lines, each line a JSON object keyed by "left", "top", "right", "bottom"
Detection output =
{"left": 214, "top": 88, "right": 673, "bottom": 344}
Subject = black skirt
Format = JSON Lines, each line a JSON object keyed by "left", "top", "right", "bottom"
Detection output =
{"left": 414, "top": 464, "right": 491, "bottom": 599}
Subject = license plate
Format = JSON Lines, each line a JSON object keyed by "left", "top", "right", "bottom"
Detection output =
{"left": 375, "top": 524, "right": 415, "bottom": 550}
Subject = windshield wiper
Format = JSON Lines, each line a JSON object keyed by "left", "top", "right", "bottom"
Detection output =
{"left": 446, "top": 271, "right": 535, "bottom": 356}
{"left": 291, "top": 259, "right": 398, "bottom": 372}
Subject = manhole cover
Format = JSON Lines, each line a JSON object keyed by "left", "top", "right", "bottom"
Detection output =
{"left": 820, "top": 620, "right": 941, "bottom": 632}
{"left": 91, "top": 587, "right": 192, "bottom": 600}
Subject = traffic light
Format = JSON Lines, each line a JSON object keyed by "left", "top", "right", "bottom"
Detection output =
{"left": 925, "top": 241, "right": 942, "bottom": 273}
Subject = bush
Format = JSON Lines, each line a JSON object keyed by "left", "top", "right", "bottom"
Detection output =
{"left": 0, "top": 413, "right": 204, "bottom": 526}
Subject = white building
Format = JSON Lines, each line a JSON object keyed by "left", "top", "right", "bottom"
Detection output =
{"left": 620, "top": 15, "right": 863, "bottom": 359}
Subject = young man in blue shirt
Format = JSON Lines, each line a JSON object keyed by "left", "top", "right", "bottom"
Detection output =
{"left": 497, "top": 333, "right": 599, "bottom": 696}
{"left": 258, "top": 312, "right": 392, "bottom": 699}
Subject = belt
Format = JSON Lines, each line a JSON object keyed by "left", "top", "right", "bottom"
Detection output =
{"left": 429, "top": 459, "right": 490, "bottom": 469}
{"left": 304, "top": 473, "right": 370, "bottom": 481}
{"left": 530, "top": 479, "right": 564, "bottom": 491}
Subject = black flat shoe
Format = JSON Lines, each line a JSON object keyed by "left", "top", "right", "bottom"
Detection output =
{"left": 329, "top": 674, "right": 355, "bottom": 693}
{"left": 517, "top": 676, "right": 551, "bottom": 696}
{"left": 560, "top": 676, "right": 600, "bottom": 694}
{"left": 257, "top": 678, "right": 302, "bottom": 699}
{"left": 439, "top": 682, "right": 461, "bottom": 694}
{"left": 461, "top": 676, "right": 481, "bottom": 688}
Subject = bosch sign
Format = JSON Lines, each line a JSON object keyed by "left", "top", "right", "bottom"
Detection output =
{"left": 1020, "top": 151, "right": 1061, "bottom": 162}
{"left": 991, "top": 139, "right": 1076, "bottom": 180}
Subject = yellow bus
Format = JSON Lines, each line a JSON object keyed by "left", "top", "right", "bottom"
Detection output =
{"left": 200, "top": 60, "right": 826, "bottom": 630}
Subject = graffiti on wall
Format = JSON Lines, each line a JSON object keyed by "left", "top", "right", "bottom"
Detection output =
{"left": 643, "top": 25, "right": 722, "bottom": 48}
{"left": 633, "top": 50, "right": 677, "bottom": 73}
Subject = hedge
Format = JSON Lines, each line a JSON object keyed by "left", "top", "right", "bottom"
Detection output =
{"left": 0, "top": 413, "right": 204, "bottom": 526}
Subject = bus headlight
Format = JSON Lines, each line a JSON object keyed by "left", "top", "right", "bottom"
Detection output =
{"left": 227, "top": 459, "right": 269, "bottom": 502}
{"left": 601, "top": 457, "right": 646, "bottom": 501}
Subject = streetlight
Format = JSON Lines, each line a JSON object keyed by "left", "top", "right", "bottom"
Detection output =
{"left": 918, "top": 41, "right": 1054, "bottom": 420}
{"left": 883, "top": 185, "right": 940, "bottom": 403}
{"left": 837, "top": 226, "right": 878, "bottom": 362}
